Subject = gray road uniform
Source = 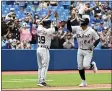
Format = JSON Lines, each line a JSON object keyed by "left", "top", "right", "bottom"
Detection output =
{"left": 71, "top": 26, "right": 99, "bottom": 70}
{"left": 37, "top": 24, "right": 55, "bottom": 84}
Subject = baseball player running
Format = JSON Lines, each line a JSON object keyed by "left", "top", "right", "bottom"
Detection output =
{"left": 67, "top": 15, "right": 100, "bottom": 87}
{"left": 37, "top": 19, "right": 55, "bottom": 87}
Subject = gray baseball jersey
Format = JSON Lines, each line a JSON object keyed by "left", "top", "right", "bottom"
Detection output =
{"left": 37, "top": 25, "right": 55, "bottom": 48}
{"left": 72, "top": 26, "right": 99, "bottom": 49}
{"left": 72, "top": 26, "right": 99, "bottom": 70}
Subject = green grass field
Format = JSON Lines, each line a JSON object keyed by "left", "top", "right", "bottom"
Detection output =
{"left": 2, "top": 73, "right": 111, "bottom": 90}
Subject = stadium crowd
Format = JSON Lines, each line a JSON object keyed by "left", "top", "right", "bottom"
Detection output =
{"left": 1, "top": 1, "right": 112, "bottom": 49}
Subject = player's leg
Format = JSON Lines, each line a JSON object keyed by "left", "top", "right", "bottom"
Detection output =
{"left": 40, "top": 49, "right": 49, "bottom": 85}
{"left": 77, "top": 50, "right": 86, "bottom": 87}
{"left": 83, "top": 50, "right": 97, "bottom": 73}
{"left": 44, "top": 49, "right": 50, "bottom": 80}
{"left": 36, "top": 49, "right": 42, "bottom": 85}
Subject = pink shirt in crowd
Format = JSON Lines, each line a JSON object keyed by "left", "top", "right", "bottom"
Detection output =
{"left": 20, "top": 28, "right": 32, "bottom": 42}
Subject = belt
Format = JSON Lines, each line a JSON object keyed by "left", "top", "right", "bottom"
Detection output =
{"left": 80, "top": 48, "right": 89, "bottom": 50}
{"left": 38, "top": 45, "right": 49, "bottom": 49}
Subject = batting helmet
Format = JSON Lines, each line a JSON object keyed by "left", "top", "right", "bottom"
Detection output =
{"left": 80, "top": 15, "right": 90, "bottom": 26}
{"left": 42, "top": 19, "right": 51, "bottom": 29}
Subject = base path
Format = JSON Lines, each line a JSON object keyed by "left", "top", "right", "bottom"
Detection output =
{"left": 2, "top": 70, "right": 111, "bottom": 75}
{"left": 2, "top": 84, "right": 111, "bottom": 91}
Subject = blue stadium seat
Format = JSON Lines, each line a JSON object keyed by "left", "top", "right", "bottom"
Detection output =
{"left": 64, "top": 9, "right": 69, "bottom": 15}
{"left": 58, "top": 1, "right": 63, "bottom": 6}
{"left": 48, "top": 5, "right": 52, "bottom": 10}
{"left": 63, "top": 1, "right": 71, "bottom": 6}
{"left": 16, "top": 13, "right": 21, "bottom": 19}
{"left": 2, "top": 1, "right": 6, "bottom": 5}
{"left": 2, "top": 10, "right": 9, "bottom": 16}
{"left": 5, "top": 7, "right": 10, "bottom": 11}
{"left": 26, "top": 5, "right": 32, "bottom": 12}
{"left": 8, "top": 5, "right": 13, "bottom": 8}
{"left": 14, "top": 5, "right": 20, "bottom": 11}
{"left": 59, "top": 15, "right": 65, "bottom": 21}
{"left": 2, "top": 5, "right": 6, "bottom": 12}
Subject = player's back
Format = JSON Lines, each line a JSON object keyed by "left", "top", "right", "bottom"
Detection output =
{"left": 37, "top": 25, "right": 55, "bottom": 48}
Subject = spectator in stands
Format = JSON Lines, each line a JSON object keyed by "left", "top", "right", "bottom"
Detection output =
{"left": 49, "top": 1, "right": 58, "bottom": 6}
{"left": 103, "top": 1, "right": 111, "bottom": 12}
{"left": 102, "top": 11, "right": 111, "bottom": 28}
{"left": 23, "top": 13, "right": 33, "bottom": 26}
{"left": 16, "top": 40, "right": 21, "bottom": 49}
{"left": 1, "top": 1, "right": 112, "bottom": 49}
{"left": 19, "top": 22, "right": 32, "bottom": 42}
{"left": 16, "top": 40, "right": 31, "bottom": 49}
{"left": 108, "top": 31, "right": 112, "bottom": 48}
{"left": 76, "top": 2, "right": 85, "bottom": 17}
{"left": 93, "top": 2, "right": 101, "bottom": 15}
{"left": 39, "top": 1, "right": 49, "bottom": 9}
{"left": 63, "top": 32, "right": 74, "bottom": 49}
{"left": 50, "top": 31, "right": 60, "bottom": 49}
{"left": 100, "top": 28, "right": 110, "bottom": 49}
{"left": 11, "top": 19, "right": 21, "bottom": 40}
{"left": 2, "top": 35, "right": 8, "bottom": 49}
{"left": 1, "top": 18, "right": 9, "bottom": 36}
{"left": 96, "top": 22, "right": 104, "bottom": 33}
{"left": 70, "top": 8, "right": 80, "bottom": 26}
{"left": 11, "top": 39, "right": 17, "bottom": 49}
{"left": 7, "top": 33, "right": 13, "bottom": 49}
{"left": 5, "top": 8, "right": 16, "bottom": 21}
{"left": 70, "top": 1, "right": 75, "bottom": 10}
{"left": 94, "top": 14, "right": 102, "bottom": 24}
{"left": 34, "top": 13, "right": 39, "bottom": 24}
{"left": 30, "top": 24, "right": 37, "bottom": 47}
{"left": 84, "top": 2, "right": 97, "bottom": 16}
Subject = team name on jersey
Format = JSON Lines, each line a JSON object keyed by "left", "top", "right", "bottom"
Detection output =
{"left": 77, "top": 34, "right": 91, "bottom": 38}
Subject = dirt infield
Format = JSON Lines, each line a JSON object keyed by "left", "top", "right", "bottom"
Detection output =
{"left": 2, "top": 70, "right": 112, "bottom": 91}
{"left": 2, "top": 70, "right": 111, "bottom": 75}
{"left": 2, "top": 84, "right": 111, "bottom": 91}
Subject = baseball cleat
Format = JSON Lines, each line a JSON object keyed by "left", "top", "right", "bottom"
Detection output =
{"left": 37, "top": 82, "right": 50, "bottom": 87}
{"left": 37, "top": 83, "right": 44, "bottom": 87}
{"left": 92, "top": 61, "right": 98, "bottom": 73}
{"left": 79, "top": 80, "right": 87, "bottom": 87}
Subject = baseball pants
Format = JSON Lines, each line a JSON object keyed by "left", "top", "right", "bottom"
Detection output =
{"left": 77, "top": 49, "right": 93, "bottom": 70}
{"left": 37, "top": 47, "right": 50, "bottom": 83}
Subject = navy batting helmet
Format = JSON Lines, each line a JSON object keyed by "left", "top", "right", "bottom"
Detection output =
{"left": 80, "top": 15, "right": 90, "bottom": 26}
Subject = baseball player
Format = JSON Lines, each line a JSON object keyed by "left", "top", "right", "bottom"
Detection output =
{"left": 67, "top": 15, "right": 100, "bottom": 87}
{"left": 36, "top": 19, "right": 56, "bottom": 87}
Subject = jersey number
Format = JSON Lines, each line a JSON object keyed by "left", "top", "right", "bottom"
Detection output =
{"left": 38, "top": 35, "right": 45, "bottom": 44}
{"left": 84, "top": 40, "right": 91, "bottom": 44}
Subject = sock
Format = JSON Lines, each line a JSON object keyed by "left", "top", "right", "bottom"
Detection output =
{"left": 79, "top": 69, "right": 85, "bottom": 80}
{"left": 90, "top": 63, "right": 94, "bottom": 69}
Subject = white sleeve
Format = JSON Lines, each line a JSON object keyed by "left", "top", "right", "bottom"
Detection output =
{"left": 71, "top": 26, "right": 79, "bottom": 33}
{"left": 92, "top": 29, "right": 99, "bottom": 40}
{"left": 48, "top": 27, "right": 55, "bottom": 34}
